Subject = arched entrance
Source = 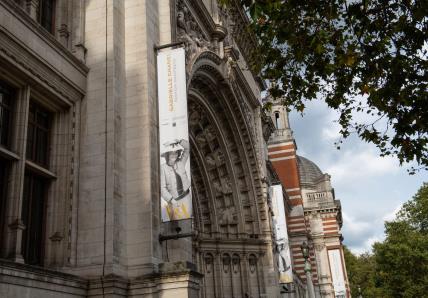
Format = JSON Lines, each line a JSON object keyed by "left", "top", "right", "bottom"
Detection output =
{"left": 186, "top": 52, "right": 272, "bottom": 298}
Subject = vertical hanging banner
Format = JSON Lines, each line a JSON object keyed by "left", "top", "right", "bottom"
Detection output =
{"left": 157, "top": 47, "right": 192, "bottom": 222}
{"left": 270, "top": 184, "right": 293, "bottom": 284}
{"left": 328, "top": 249, "right": 347, "bottom": 297}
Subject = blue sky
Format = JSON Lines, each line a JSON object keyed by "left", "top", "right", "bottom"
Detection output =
{"left": 288, "top": 100, "right": 427, "bottom": 254}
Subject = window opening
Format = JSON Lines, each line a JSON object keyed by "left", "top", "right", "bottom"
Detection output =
{"left": 0, "top": 82, "right": 14, "bottom": 148}
{"left": 0, "top": 159, "right": 8, "bottom": 242}
{"left": 21, "top": 171, "right": 47, "bottom": 265}
{"left": 274, "top": 111, "right": 282, "bottom": 129}
{"left": 26, "top": 102, "right": 51, "bottom": 167}
{"left": 39, "top": 0, "right": 56, "bottom": 33}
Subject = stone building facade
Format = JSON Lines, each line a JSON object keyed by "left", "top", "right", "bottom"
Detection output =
{"left": 0, "top": 0, "right": 348, "bottom": 297}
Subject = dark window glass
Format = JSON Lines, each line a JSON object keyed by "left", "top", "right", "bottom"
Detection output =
{"left": 40, "top": 0, "right": 55, "bottom": 33}
{"left": 0, "top": 159, "right": 8, "bottom": 241}
{"left": 0, "top": 82, "right": 14, "bottom": 148}
{"left": 26, "top": 102, "right": 51, "bottom": 167}
{"left": 21, "top": 172, "right": 47, "bottom": 266}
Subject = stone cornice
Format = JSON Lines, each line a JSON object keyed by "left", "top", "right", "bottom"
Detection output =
{"left": 0, "top": 259, "right": 87, "bottom": 285}
{"left": 187, "top": 0, "right": 216, "bottom": 35}
{"left": 1, "top": 0, "right": 88, "bottom": 75}
{"left": 0, "top": 30, "right": 81, "bottom": 104}
{"left": 0, "top": 0, "right": 88, "bottom": 103}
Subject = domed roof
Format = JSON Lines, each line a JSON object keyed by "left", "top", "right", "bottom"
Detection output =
{"left": 296, "top": 155, "right": 324, "bottom": 187}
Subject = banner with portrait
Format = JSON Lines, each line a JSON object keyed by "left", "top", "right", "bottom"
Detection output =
{"left": 157, "top": 47, "right": 192, "bottom": 222}
{"left": 270, "top": 184, "right": 293, "bottom": 284}
{"left": 328, "top": 249, "right": 347, "bottom": 297}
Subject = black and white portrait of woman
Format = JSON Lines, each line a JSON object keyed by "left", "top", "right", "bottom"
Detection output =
{"left": 160, "top": 138, "right": 191, "bottom": 221}
{"left": 277, "top": 239, "right": 293, "bottom": 283}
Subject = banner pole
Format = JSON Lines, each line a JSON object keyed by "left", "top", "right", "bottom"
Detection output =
{"left": 154, "top": 41, "right": 185, "bottom": 51}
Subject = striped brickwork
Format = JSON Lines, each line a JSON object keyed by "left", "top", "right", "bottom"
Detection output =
{"left": 268, "top": 141, "right": 320, "bottom": 284}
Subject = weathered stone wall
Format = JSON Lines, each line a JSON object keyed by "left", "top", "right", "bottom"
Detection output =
{"left": 0, "top": 0, "right": 285, "bottom": 297}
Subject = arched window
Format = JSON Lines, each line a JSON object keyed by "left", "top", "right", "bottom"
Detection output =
{"left": 274, "top": 111, "right": 282, "bottom": 129}
{"left": 248, "top": 254, "right": 257, "bottom": 273}
{"left": 223, "top": 253, "right": 231, "bottom": 273}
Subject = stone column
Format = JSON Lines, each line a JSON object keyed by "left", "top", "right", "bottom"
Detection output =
{"left": 25, "top": 0, "right": 39, "bottom": 20}
{"left": 71, "top": 0, "right": 87, "bottom": 61}
{"left": 4, "top": 85, "right": 30, "bottom": 263}
{"left": 76, "top": 0, "right": 127, "bottom": 277}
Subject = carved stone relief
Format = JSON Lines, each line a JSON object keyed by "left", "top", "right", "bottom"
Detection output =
{"left": 176, "top": 0, "right": 211, "bottom": 62}
{"left": 314, "top": 243, "right": 325, "bottom": 252}
{"left": 218, "top": 206, "right": 237, "bottom": 225}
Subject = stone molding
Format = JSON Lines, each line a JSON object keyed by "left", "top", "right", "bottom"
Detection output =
{"left": 0, "top": 0, "right": 88, "bottom": 103}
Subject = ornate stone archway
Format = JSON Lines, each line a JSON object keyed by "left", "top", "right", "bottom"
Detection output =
{"left": 187, "top": 52, "right": 272, "bottom": 298}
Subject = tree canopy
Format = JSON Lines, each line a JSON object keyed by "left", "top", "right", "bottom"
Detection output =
{"left": 372, "top": 182, "right": 428, "bottom": 297}
{"left": 222, "top": 0, "right": 428, "bottom": 172}
{"left": 344, "top": 183, "right": 428, "bottom": 297}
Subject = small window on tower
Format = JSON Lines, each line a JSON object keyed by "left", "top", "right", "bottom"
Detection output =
{"left": 274, "top": 111, "right": 282, "bottom": 129}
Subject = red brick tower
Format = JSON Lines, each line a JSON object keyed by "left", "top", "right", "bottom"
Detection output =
{"left": 267, "top": 97, "right": 350, "bottom": 297}
{"left": 267, "top": 99, "right": 319, "bottom": 287}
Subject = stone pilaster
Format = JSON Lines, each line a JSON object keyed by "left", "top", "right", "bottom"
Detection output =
{"left": 3, "top": 85, "right": 30, "bottom": 263}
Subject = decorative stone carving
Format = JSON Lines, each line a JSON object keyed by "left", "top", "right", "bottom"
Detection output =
{"left": 220, "top": 177, "right": 232, "bottom": 194}
{"left": 49, "top": 232, "right": 64, "bottom": 242}
{"left": 189, "top": 110, "right": 201, "bottom": 127}
{"left": 205, "top": 153, "right": 216, "bottom": 168}
{"left": 262, "top": 110, "right": 275, "bottom": 142}
{"left": 218, "top": 3, "right": 235, "bottom": 47}
{"left": 213, "top": 149, "right": 225, "bottom": 165}
{"left": 195, "top": 132, "right": 207, "bottom": 146}
{"left": 176, "top": 0, "right": 210, "bottom": 61}
{"left": 219, "top": 1, "right": 259, "bottom": 69}
{"left": 218, "top": 206, "right": 237, "bottom": 225}
{"left": 248, "top": 255, "right": 257, "bottom": 273}
{"left": 238, "top": 178, "right": 247, "bottom": 191}
{"left": 314, "top": 243, "right": 325, "bottom": 252}
{"left": 212, "top": 179, "right": 223, "bottom": 196}
{"left": 204, "top": 125, "right": 216, "bottom": 142}
{"left": 58, "top": 24, "right": 70, "bottom": 47}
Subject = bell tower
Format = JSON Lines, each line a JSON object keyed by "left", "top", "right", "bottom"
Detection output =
{"left": 266, "top": 96, "right": 319, "bottom": 290}
{"left": 267, "top": 96, "right": 300, "bottom": 198}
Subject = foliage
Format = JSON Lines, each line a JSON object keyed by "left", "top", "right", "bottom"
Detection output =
{"left": 396, "top": 181, "right": 428, "bottom": 232}
{"left": 343, "top": 247, "right": 384, "bottom": 298}
{"left": 372, "top": 182, "right": 428, "bottom": 297}
{"left": 221, "top": 0, "right": 428, "bottom": 172}
{"left": 343, "top": 183, "right": 428, "bottom": 297}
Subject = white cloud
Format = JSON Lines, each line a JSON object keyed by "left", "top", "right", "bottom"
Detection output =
{"left": 321, "top": 123, "right": 341, "bottom": 141}
{"left": 289, "top": 96, "right": 428, "bottom": 258}
{"left": 342, "top": 212, "right": 370, "bottom": 234}
{"left": 343, "top": 211, "right": 384, "bottom": 254}
{"left": 343, "top": 204, "right": 404, "bottom": 255}
{"left": 383, "top": 204, "right": 402, "bottom": 222}
{"left": 351, "top": 235, "right": 385, "bottom": 255}
{"left": 325, "top": 148, "right": 399, "bottom": 186}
